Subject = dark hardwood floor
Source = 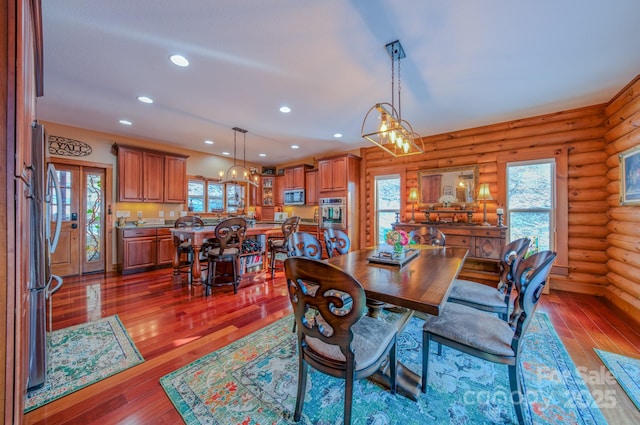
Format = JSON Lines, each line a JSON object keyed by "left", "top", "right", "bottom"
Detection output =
{"left": 24, "top": 268, "right": 640, "bottom": 424}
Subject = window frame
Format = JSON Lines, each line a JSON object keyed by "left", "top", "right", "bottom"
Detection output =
{"left": 497, "top": 147, "right": 568, "bottom": 276}
{"left": 187, "top": 176, "right": 228, "bottom": 214}
{"left": 374, "top": 174, "right": 402, "bottom": 245}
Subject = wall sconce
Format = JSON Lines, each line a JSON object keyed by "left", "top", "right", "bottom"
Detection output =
{"left": 408, "top": 187, "right": 419, "bottom": 223}
{"left": 477, "top": 183, "right": 493, "bottom": 226}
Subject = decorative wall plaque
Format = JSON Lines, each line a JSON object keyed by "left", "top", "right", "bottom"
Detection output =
{"left": 48, "top": 135, "right": 93, "bottom": 157}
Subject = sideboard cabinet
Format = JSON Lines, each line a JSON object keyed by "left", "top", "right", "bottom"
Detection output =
{"left": 392, "top": 223, "right": 507, "bottom": 283}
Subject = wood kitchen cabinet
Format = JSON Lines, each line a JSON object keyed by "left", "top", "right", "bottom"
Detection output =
{"left": 261, "top": 175, "right": 274, "bottom": 206}
{"left": 284, "top": 165, "right": 312, "bottom": 189}
{"left": 114, "top": 144, "right": 188, "bottom": 203}
{"left": 117, "top": 227, "right": 176, "bottom": 274}
{"left": 318, "top": 154, "right": 360, "bottom": 194}
{"left": 164, "top": 155, "right": 187, "bottom": 203}
{"left": 305, "top": 169, "right": 318, "bottom": 205}
{"left": 275, "top": 175, "right": 285, "bottom": 206}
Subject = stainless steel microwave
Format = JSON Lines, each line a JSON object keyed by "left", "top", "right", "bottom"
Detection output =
{"left": 284, "top": 189, "right": 305, "bottom": 205}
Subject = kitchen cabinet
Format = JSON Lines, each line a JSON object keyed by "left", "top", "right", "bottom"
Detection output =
{"left": 117, "top": 227, "right": 176, "bottom": 274}
{"left": 305, "top": 169, "right": 318, "bottom": 205}
{"left": 275, "top": 175, "right": 285, "bottom": 206}
{"left": 318, "top": 154, "right": 360, "bottom": 194}
{"left": 261, "top": 206, "right": 275, "bottom": 221}
{"left": 262, "top": 175, "right": 274, "bottom": 206}
{"left": 114, "top": 144, "right": 188, "bottom": 203}
{"left": 284, "top": 165, "right": 311, "bottom": 189}
{"left": 164, "top": 155, "right": 187, "bottom": 203}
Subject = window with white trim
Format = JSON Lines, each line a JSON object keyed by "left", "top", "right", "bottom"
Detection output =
{"left": 375, "top": 175, "right": 401, "bottom": 244}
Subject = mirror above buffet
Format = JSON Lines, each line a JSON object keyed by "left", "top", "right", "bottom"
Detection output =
{"left": 417, "top": 165, "right": 479, "bottom": 208}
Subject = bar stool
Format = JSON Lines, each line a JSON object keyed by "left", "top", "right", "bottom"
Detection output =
{"left": 268, "top": 216, "right": 300, "bottom": 277}
{"left": 205, "top": 217, "right": 246, "bottom": 296}
{"left": 174, "top": 216, "right": 205, "bottom": 283}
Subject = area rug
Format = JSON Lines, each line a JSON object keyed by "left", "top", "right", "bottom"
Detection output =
{"left": 161, "top": 312, "right": 607, "bottom": 424}
{"left": 595, "top": 349, "right": 640, "bottom": 411}
{"left": 25, "top": 315, "right": 144, "bottom": 413}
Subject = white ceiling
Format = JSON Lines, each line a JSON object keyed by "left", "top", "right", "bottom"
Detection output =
{"left": 38, "top": 1, "right": 640, "bottom": 166}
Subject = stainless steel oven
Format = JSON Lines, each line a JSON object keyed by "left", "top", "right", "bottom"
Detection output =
{"left": 319, "top": 197, "right": 346, "bottom": 228}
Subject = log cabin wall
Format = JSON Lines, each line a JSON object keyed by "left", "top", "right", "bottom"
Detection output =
{"left": 603, "top": 75, "right": 640, "bottom": 321}
{"left": 359, "top": 103, "right": 610, "bottom": 295}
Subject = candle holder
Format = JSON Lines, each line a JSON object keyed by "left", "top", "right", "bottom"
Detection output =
{"left": 497, "top": 213, "right": 505, "bottom": 227}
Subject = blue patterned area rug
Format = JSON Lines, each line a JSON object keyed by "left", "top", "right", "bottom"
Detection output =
{"left": 595, "top": 349, "right": 640, "bottom": 411}
{"left": 25, "top": 315, "right": 144, "bottom": 413}
{"left": 161, "top": 312, "right": 607, "bottom": 424}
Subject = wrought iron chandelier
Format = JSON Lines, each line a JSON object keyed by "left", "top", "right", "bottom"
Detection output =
{"left": 361, "top": 40, "right": 424, "bottom": 157}
{"left": 220, "top": 127, "right": 258, "bottom": 187}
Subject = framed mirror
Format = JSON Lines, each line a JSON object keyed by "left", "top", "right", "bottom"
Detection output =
{"left": 418, "top": 165, "right": 479, "bottom": 208}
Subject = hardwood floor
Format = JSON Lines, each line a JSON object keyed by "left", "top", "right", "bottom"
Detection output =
{"left": 24, "top": 269, "right": 640, "bottom": 424}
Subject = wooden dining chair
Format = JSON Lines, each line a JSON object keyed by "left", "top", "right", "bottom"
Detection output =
{"left": 422, "top": 250, "right": 557, "bottom": 425}
{"left": 324, "top": 228, "right": 350, "bottom": 258}
{"left": 447, "top": 237, "right": 531, "bottom": 320}
{"left": 409, "top": 227, "right": 446, "bottom": 246}
{"left": 267, "top": 216, "right": 300, "bottom": 277}
{"left": 284, "top": 257, "right": 398, "bottom": 425}
{"left": 205, "top": 217, "right": 246, "bottom": 296}
{"left": 287, "top": 231, "right": 323, "bottom": 259}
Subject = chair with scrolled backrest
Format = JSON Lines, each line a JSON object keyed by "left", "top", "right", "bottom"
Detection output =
{"left": 447, "top": 237, "right": 531, "bottom": 320}
{"left": 268, "top": 216, "right": 300, "bottom": 278}
{"left": 422, "top": 250, "right": 557, "bottom": 425}
{"left": 174, "top": 216, "right": 206, "bottom": 283}
{"left": 284, "top": 257, "right": 398, "bottom": 425}
{"left": 409, "top": 227, "right": 446, "bottom": 246}
{"left": 324, "top": 228, "right": 351, "bottom": 258}
{"left": 288, "top": 231, "right": 323, "bottom": 259}
{"left": 205, "top": 217, "right": 246, "bottom": 296}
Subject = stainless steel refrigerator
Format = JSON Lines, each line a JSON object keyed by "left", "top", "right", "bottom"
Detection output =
{"left": 27, "top": 122, "right": 63, "bottom": 391}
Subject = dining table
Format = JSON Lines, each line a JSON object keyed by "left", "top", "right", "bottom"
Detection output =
{"left": 326, "top": 245, "right": 468, "bottom": 400}
{"left": 170, "top": 223, "right": 283, "bottom": 285}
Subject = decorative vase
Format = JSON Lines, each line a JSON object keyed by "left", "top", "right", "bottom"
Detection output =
{"left": 393, "top": 243, "right": 404, "bottom": 256}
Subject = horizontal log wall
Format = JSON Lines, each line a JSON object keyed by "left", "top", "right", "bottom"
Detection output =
{"left": 603, "top": 75, "right": 640, "bottom": 319}
{"left": 360, "top": 103, "right": 609, "bottom": 294}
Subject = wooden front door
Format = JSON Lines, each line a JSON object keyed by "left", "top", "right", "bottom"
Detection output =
{"left": 51, "top": 162, "right": 107, "bottom": 276}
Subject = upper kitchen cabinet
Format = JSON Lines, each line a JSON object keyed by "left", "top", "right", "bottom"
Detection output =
{"left": 114, "top": 144, "right": 188, "bottom": 203}
{"left": 305, "top": 169, "right": 318, "bottom": 205}
{"left": 164, "top": 154, "right": 188, "bottom": 203}
{"left": 284, "top": 164, "right": 312, "bottom": 190}
{"left": 318, "top": 153, "right": 361, "bottom": 194}
{"left": 275, "top": 175, "right": 285, "bottom": 206}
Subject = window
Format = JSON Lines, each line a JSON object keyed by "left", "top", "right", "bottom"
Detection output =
{"left": 226, "top": 184, "right": 245, "bottom": 213}
{"left": 188, "top": 178, "right": 225, "bottom": 212}
{"left": 506, "top": 159, "right": 555, "bottom": 254}
{"left": 375, "top": 175, "right": 401, "bottom": 244}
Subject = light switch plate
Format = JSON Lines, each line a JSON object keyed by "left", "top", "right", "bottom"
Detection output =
{"left": 158, "top": 211, "right": 164, "bottom": 218}
{"left": 116, "top": 211, "right": 130, "bottom": 218}
{"left": 137, "top": 211, "right": 143, "bottom": 219}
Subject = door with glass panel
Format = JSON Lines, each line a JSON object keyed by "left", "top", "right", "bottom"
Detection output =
{"left": 50, "top": 163, "right": 106, "bottom": 276}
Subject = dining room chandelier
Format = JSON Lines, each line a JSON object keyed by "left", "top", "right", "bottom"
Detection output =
{"left": 220, "top": 127, "right": 258, "bottom": 187}
{"left": 361, "top": 40, "right": 424, "bottom": 157}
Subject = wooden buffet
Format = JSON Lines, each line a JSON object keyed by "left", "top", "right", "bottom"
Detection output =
{"left": 392, "top": 222, "right": 507, "bottom": 283}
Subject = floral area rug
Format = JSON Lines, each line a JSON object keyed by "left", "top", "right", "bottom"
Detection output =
{"left": 25, "top": 315, "right": 144, "bottom": 412}
{"left": 595, "top": 349, "right": 640, "bottom": 411}
{"left": 161, "top": 312, "right": 607, "bottom": 424}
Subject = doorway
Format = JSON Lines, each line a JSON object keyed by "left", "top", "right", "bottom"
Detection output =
{"left": 50, "top": 160, "right": 112, "bottom": 276}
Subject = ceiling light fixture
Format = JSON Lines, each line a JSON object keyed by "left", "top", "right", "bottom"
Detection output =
{"left": 169, "top": 54, "right": 189, "bottom": 67}
{"left": 361, "top": 40, "right": 424, "bottom": 157}
{"left": 220, "top": 127, "right": 258, "bottom": 187}
{"left": 279, "top": 106, "right": 291, "bottom": 113}
{"left": 333, "top": 133, "right": 343, "bottom": 138}
{"left": 137, "top": 96, "right": 153, "bottom": 104}
{"left": 119, "top": 119, "right": 132, "bottom": 125}
{"left": 204, "top": 140, "right": 214, "bottom": 145}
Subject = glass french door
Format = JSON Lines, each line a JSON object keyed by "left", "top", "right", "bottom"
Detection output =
{"left": 50, "top": 163, "right": 106, "bottom": 276}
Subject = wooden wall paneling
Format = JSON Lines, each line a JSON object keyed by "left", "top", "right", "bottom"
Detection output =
{"left": 603, "top": 75, "right": 640, "bottom": 319}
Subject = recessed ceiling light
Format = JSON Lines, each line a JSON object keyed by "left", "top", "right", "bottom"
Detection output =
{"left": 119, "top": 119, "right": 132, "bottom": 125}
{"left": 222, "top": 151, "right": 230, "bottom": 156}
{"left": 169, "top": 54, "right": 189, "bottom": 67}
{"left": 204, "top": 140, "right": 214, "bottom": 145}
{"left": 279, "top": 106, "right": 291, "bottom": 113}
{"left": 259, "top": 153, "right": 266, "bottom": 157}
{"left": 291, "top": 145, "right": 299, "bottom": 149}
{"left": 137, "top": 96, "right": 153, "bottom": 104}
{"left": 333, "top": 133, "right": 343, "bottom": 138}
